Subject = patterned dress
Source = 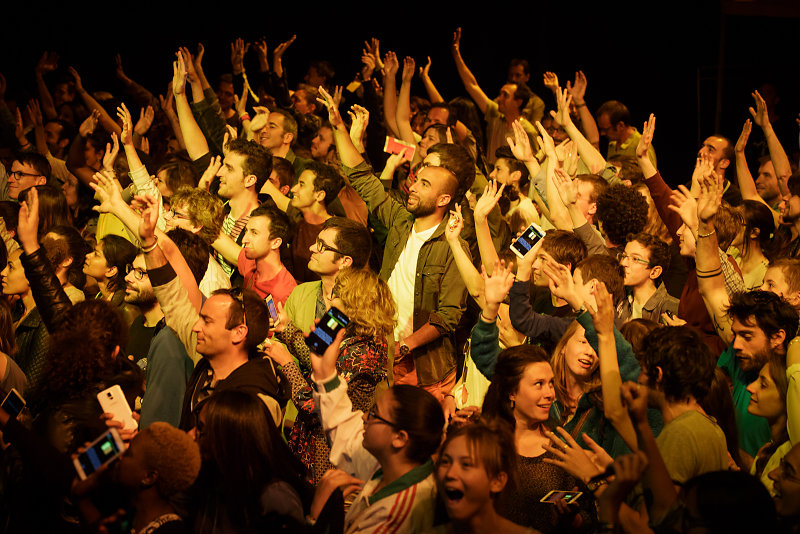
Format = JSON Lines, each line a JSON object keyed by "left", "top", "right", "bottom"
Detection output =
{"left": 277, "top": 323, "right": 388, "bottom": 485}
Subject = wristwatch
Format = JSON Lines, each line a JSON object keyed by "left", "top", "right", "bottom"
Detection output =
{"left": 398, "top": 342, "right": 410, "bottom": 359}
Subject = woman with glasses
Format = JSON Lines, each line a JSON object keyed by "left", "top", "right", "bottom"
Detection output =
{"left": 303, "top": 325, "right": 445, "bottom": 532}
{"left": 616, "top": 232, "right": 678, "bottom": 324}
{"left": 267, "top": 268, "right": 395, "bottom": 486}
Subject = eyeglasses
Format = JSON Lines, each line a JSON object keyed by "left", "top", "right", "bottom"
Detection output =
{"left": 125, "top": 264, "right": 147, "bottom": 280}
{"left": 315, "top": 238, "right": 345, "bottom": 256}
{"left": 367, "top": 405, "right": 398, "bottom": 428}
{"left": 9, "top": 170, "right": 43, "bottom": 180}
{"left": 166, "top": 209, "right": 190, "bottom": 221}
{"left": 617, "top": 252, "right": 651, "bottom": 267}
{"left": 228, "top": 287, "right": 247, "bottom": 328}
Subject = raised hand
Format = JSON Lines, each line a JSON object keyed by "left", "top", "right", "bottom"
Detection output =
{"left": 542, "top": 427, "right": 605, "bottom": 482}
{"left": 588, "top": 282, "right": 615, "bottom": 338}
{"left": 749, "top": 90, "right": 770, "bottom": 129}
{"left": 543, "top": 71, "right": 559, "bottom": 95}
{"left": 535, "top": 120, "right": 556, "bottom": 159}
{"left": 474, "top": 180, "right": 505, "bottom": 224}
{"left": 172, "top": 51, "right": 188, "bottom": 96}
{"left": 35, "top": 51, "right": 59, "bottom": 75}
{"left": 235, "top": 82, "right": 249, "bottom": 118}
{"left": 67, "top": 66, "right": 84, "bottom": 92}
{"left": 419, "top": 56, "right": 432, "bottom": 80}
{"left": 178, "top": 46, "right": 198, "bottom": 84}
{"left": 198, "top": 155, "right": 222, "bottom": 191}
{"left": 332, "top": 85, "right": 343, "bottom": 108}
{"left": 79, "top": 110, "right": 100, "bottom": 137}
{"left": 17, "top": 186, "right": 40, "bottom": 253}
{"left": 636, "top": 113, "right": 655, "bottom": 159}
{"left": 667, "top": 184, "right": 698, "bottom": 229}
{"left": 383, "top": 51, "right": 399, "bottom": 79}
{"left": 316, "top": 86, "right": 343, "bottom": 128}
{"left": 620, "top": 381, "right": 649, "bottom": 425}
{"left": 363, "top": 37, "right": 383, "bottom": 70}
{"left": 253, "top": 40, "right": 268, "bottom": 70}
{"left": 116, "top": 103, "right": 135, "bottom": 146}
{"left": 506, "top": 120, "right": 534, "bottom": 162}
{"left": 401, "top": 56, "right": 416, "bottom": 84}
{"left": 194, "top": 43, "right": 205, "bottom": 73}
{"left": 550, "top": 86, "right": 573, "bottom": 128}
{"left": 230, "top": 38, "right": 250, "bottom": 74}
{"left": 542, "top": 260, "right": 576, "bottom": 303}
{"left": 444, "top": 203, "right": 464, "bottom": 243}
{"left": 735, "top": 119, "right": 752, "bottom": 154}
{"left": 89, "top": 170, "right": 125, "bottom": 214}
{"left": 159, "top": 88, "right": 175, "bottom": 118}
{"left": 552, "top": 168, "right": 578, "bottom": 206}
{"left": 360, "top": 52, "right": 376, "bottom": 81}
{"left": 697, "top": 171, "right": 723, "bottom": 224}
{"left": 27, "top": 99, "right": 44, "bottom": 128}
{"left": 133, "top": 105, "right": 154, "bottom": 136}
{"left": 452, "top": 27, "right": 462, "bottom": 55}
{"left": 481, "top": 259, "right": 515, "bottom": 307}
{"left": 134, "top": 193, "right": 159, "bottom": 246}
{"left": 273, "top": 35, "right": 296, "bottom": 62}
{"left": 102, "top": 132, "right": 120, "bottom": 173}
{"left": 347, "top": 105, "right": 369, "bottom": 151}
{"left": 566, "top": 71, "right": 587, "bottom": 105}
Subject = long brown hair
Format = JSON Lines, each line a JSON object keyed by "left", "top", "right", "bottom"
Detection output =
{"left": 550, "top": 321, "right": 602, "bottom": 409}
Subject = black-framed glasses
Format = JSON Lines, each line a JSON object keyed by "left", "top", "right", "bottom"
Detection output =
{"left": 367, "top": 405, "right": 398, "bottom": 428}
{"left": 166, "top": 208, "right": 190, "bottom": 221}
{"left": 315, "top": 238, "right": 345, "bottom": 256}
{"left": 617, "top": 252, "right": 651, "bottom": 267}
{"left": 125, "top": 264, "right": 147, "bottom": 280}
{"left": 9, "top": 170, "right": 43, "bottom": 180}
{"left": 228, "top": 287, "right": 247, "bottom": 328}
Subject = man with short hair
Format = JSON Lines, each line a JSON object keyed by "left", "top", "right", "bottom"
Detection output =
{"left": 326, "top": 92, "right": 469, "bottom": 401}
{"left": 258, "top": 109, "right": 311, "bottom": 176}
{"left": 212, "top": 204, "right": 296, "bottom": 304}
{"left": 698, "top": 133, "right": 740, "bottom": 205}
{"left": 4, "top": 153, "right": 50, "bottom": 200}
{"left": 617, "top": 232, "right": 679, "bottom": 323}
{"left": 262, "top": 161, "right": 343, "bottom": 283}
{"left": 505, "top": 58, "right": 545, "bottom": 125}
{"left": 291, "top": 84, "right": 319, "bottom": 116}
{"left": 596, "top": 100, "right": 657, "bottom": 168}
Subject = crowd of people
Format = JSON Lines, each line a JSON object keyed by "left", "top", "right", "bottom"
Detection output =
{"left": 0, "top": 25, "right": 799, "bottom": 533}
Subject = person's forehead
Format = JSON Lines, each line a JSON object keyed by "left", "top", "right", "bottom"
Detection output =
{"left": 224, "top": 152, "right": 244, "bottom": 169}
{"left": 625, "top": 240, "right": 650, "bottom": 258}
{"left": 500, "top": 84, "right": 516, "bottom": 95}
{"left": 703, "top": 136, "right": 728, "bottom": 151}
{"left": 597, "top": 113, "right": 611, "bottom": 126}
{"left": 317, "top": 227, "right": 337, "bottom": 243}
{"left": 758, "top": 160, "right": 776, "bottom": 174}
{"left": 133, "top": 254, "right": 147, "bottom": 269}
{"left": 732, "top": 316, "right": 762, "bottom": 334}
{"left": 10, "top": 160, "right": 36, "bottom": 172}
{"left": 418, "top": 165, "right": 452, "bottom": 185}
{"left": 269, "top": 113, "right": 286, "bottom": 128}
{"left": 172, "top": 200, "right": 190, "bottom": 214}
{"left": 524, "top": 361, "right": 554, "bottom": 381}
{"left": 203, "top": 294, "right": 233, "bottom": 318}
{"left": 298, "top": 169, "right": 316, "bottom": 185}
{"left": 246, "top": 215, "right": 271, "bottom": 232}
{"left": 428, "top": 107, "right": 448, "bottom": 120}
{"left": 423, "top": 152, "right": 441, "bottom": 166}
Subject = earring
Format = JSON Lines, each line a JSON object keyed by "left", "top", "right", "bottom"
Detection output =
{"left": 510, "top": 399, "right": 515, "bottom": 410}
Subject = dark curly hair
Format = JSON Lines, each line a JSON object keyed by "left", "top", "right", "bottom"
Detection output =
{"left": 640, "top": 326, "right": 716, "bottom": 402}
{"left": 596, "top": 184, "right": 648, "bottom": 247}
{"left": 726, "top": 290, "right": 799, "bottom": 354}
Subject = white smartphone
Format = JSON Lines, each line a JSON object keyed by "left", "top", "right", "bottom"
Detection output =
{"left": 510, "top": 222, "right": 545, "bottom": 258}
{"left": 265, "top": 294, "right": 278, "bottom": 323}
{"left": 540, "top": 490, "right": 583, "bottom": 504}
{"left": 73, "top": 428, "right": 125, "bottom": 480}
{"left": 97, "top": 385, "right": 137, "bottom": 432}
{"left": 1, "top": 388, "right": 25, "bottom": 419}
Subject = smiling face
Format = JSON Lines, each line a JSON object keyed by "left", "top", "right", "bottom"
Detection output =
{"left": 437, "top": 435, "right": 505, "bottom": 522}
{"left": 496, "top": 84, "right": 521, "bottom": 115}
{"left": 676, "top": 223, "right": 697, "bottom": 257}
{"left": 258, "top": 113, "right": 291, "bottom": 151}
{"left": 511, "top": 362, "right": 555, "bottom": 425}
{"left": 562, "top": 326, "right": 598, "bottom": 380}
{"left": 406, "top": 166, "right": 453, "bottom": 218}
{"left": 290, "top": 170, "right": 319, "bottom": 210}
{"left": 1, "top": 249, "right": 29, "bottom": 297}
{"left": 418, "top": 129, "right": 441, "bottom": 159}
{"left": 746, "top": 363, "right": 785, "bottom": 420}
{"left": 9, "top": 161, "right": 46, "bottom": 200}
{"left": 769, "top": 444, "right": 800, "bottom": 517}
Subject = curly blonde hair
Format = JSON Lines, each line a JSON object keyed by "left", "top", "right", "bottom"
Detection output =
{"left": 334, "top": 269, "right": 396, "bottom": 339}
{"left": 138, "top": 422, "right": 201, "bottom": 497}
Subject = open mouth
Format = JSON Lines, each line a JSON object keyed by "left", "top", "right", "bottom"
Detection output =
{"left": 443, "top": 487, "right": 464, "bottom": 503}
{"left": 578, "top": 358, "right": 593, "bottom": 369}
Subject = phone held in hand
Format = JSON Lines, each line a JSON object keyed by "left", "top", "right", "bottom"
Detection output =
{"left": 265, "top": 294, "right": 278, "bottom": 323}
{"left": 97, "top": 385, "right": 138, "bottom": 432}
{"left": 510, "top": 221, "right": 545, "bottom": 259}
{"left": 305, "top": 307, "right": 349, "bottom": 355}
{"left": 73, "top": 428, "right": 125, "bottom": 480}
{"left": 1, "top": 388, "right": 25, "bottom": 419}
{"left": 540, "top": 490, "right": 583, "bottom": 504}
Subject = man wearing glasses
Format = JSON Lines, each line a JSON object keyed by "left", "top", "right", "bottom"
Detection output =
{"left": 616, "top": 233, "right": 679, "bottom": 323}
{"left": 3, "top": 154, "right": 50, "bottom": 200}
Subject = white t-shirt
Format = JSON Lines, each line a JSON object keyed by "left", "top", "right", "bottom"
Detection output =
{"left": 388, "top": 224, "right": 438, "bottom": 342}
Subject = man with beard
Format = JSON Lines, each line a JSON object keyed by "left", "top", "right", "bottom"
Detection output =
{"left": 780, "top": 174, "right": 800, "bottom": 257}
{"left": 321, "top": 87, "right": 470, "bottom": 402}
{"left": 124, "top": 250, "right": 194, "bottom": 429}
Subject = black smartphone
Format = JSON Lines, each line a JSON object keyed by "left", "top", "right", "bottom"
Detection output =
{"left": 305, "top": 306, "right": 349, "bottom": 354}
{"left": 510, "top": 222, "right": 545, "bottom": 258}
{"left": 1, "top": 388, "right": 25, "bottom": 419}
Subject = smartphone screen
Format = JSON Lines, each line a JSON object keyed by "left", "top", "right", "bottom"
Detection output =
{"left": 265, "top": 295, "right": 278, "bottom": 322}
{"left": 305, "top": 307, "right": 349, "bottom": 354}
{"left": 76, "top": 431, "right": 123, "bottom": 478}
{"left": 510, "top": 222, "right": 545, "bottom": 258}
{"left": 540, "top": 490, "right": 582, "bottom": 504}
{"left": 1, "top": 389, "right": 24, "bottom": 418}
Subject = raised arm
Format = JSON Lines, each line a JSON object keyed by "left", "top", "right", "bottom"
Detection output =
{"left": 419, "top": 56, "right": 444, "bottom": 103}
{"left": 552, "top": 86, "right": 605, "bottom": 174}
{"left": 34, "top": 52, "right": 58, "bottom": 120}
{"left": 445, "top": 203, "right": 484, "bottom": 302}
{"left": 537, "top": 121, "right": 572, "bottom": 229}
{"left": 382, "top": 51, "right": 400, "bottom": 138}
{"left": 319, "top": 87, "right": 364, "bottom": 169}
{"left": 396, "top": 56, "right": 421, "bottom": 165}
{"left": 473, "top": 180, "right": 505, "bottom": 274}
{"left": 450, "top": 28, "right": 491, "bottom": 114}
{"left": 172, "top": 50, "right": 209, "bottom": 160}
{"left": 566, "top": 71, "right": 600, "bottom": 148}
{"left": 750, "top": 90, "right": 793, "bottom": 195}
{"left": 68, "top": 67, "right": 121, "bottom": 136}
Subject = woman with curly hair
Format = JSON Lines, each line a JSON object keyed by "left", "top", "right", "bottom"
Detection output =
{"left": 268, "top": 267, "right": 395, "bottom": 485}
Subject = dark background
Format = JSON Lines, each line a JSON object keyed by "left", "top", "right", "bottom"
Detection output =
{"left": 2, "top": 1, "right": 799, "bottom": 183}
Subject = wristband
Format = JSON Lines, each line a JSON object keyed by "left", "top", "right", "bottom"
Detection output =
{"left": 141, "top": 237, "right": 159, "bottom": 253}
{"left": 240, "top": 113, "right": 251, "bottom": 122}
{"left": 697, "top": 229, "right": 716, "bottom": 238}
{"left": 695, "top": 269, "right": 722, "bottom": 279}
{"left": 574, "top": 102, "right": 587, "bottom": 108}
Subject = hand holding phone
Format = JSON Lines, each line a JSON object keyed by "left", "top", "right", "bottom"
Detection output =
{"left": 510, "top": 221, "right": 545, "bottom": 259}
{"left": 73, "top": 428, "right": 125, "bottom": 480}
{"left": 307, "top": 309, "right": 349, "bottom": 380}
{"left": 97, "top": 385, "right": 137, "bottom": 432}
{"left": 540, "top": 490, "right": 582, "bottom": 504}
{"left": 1, "top": 389, "right": 25, "bottom": 419}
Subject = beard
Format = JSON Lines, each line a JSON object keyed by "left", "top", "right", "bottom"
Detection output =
{"left": 737, "top": 345, "right": 772, "bottom": 373}
{"left": 124, "top": 287, "right": 157, "bottom": 307}
{"left": 406, "top": 195, "right": 438, "bottom": 218}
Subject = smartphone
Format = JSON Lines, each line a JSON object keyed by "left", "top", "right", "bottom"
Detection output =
{"left": 540, "top": 490, "right": 583, "bottom": 504}
{"left": 510, "top": 221, "right": 545, "bottom": 258}
{"left": 97, "top": 385, "right": 138, "bottom": 432}
{"left": 73, "top": 428, "right": 125, "bottom": 480}
{"left": 305, "top": 306, "right": 349, "bottom": 354}
{"left": 384, "top": 136, "right": 416, "bottom": 162}
{"left": 1, "top": 388, "right": 25, "bottom": 419}
{"left": 265, "top": 294, "right": 278, "bottom": 323}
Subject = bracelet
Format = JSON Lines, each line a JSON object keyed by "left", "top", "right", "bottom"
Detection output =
{"left": 575, "top": 102, "right": 587, "bottom": 108}
{"left": 240, "top": 113, "right": 251, "bottom": 122}
{"left": 479, "top": 312, "right": 497, "bottom": 323}
{"left": 695, "top": 270, "right": 722, "bottom": 279}
{"left": 141, "top": 237, "right": 159, "bottom": 253}
{"left": 443, "top": 393, "right": 455, "bottom": 399}
{"left": 697, "top": 229, "right": 716, "bottom": 238}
